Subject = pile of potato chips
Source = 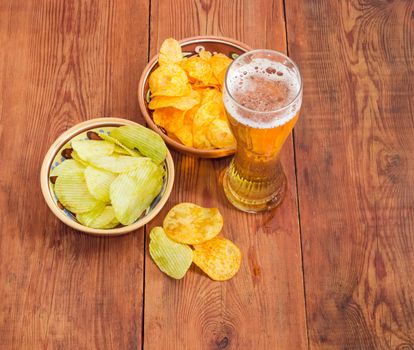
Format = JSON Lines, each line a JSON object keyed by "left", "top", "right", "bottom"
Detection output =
{"left": 148, "top": 38, "right": 236, "bottom": 150}
{"left": 50, "top": 125, "right": 168, "bottom": 228}
{"left": 149, "top": 203, "right": 241, "bottom": 281}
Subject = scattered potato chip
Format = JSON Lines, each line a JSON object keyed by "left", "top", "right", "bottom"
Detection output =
{"left": 110, "top": 159, "right": 163, "bottom": 225}
{"left": 76, "top": 205, "right": 117, "bottom": 229}
{"left": 110, "top": 125, "right": 167, "bottom": 164}
{"left": 51, "top": 159, "right": 84, "bottom": 177}
{"left": 148, "top": 89, "right": 200, "bottom": 111}
{"left": 181, "top": 56, "right": 213, "bottom": 85}
{"left": 193, "top": 237, "right": 241, "bottom": 281}
{"left": 149, "top": 226, "right": 193, "bottom": 279}
{"left": 84, "top": 166, "right": 116, "bottom": 203}
{"left": 71, "top": 140, "right": 114, "bottom": 161}
{"left": 158, "top": 38, "right": 182, "bottom": 66}
{"left": 163, "top": 203, "right": 223, "bottom": 244}
{"left": 55, "top": 171, "right": 103, "bottom": 213}
{"left": 207, "top": 119, "right": 236, "bottom": 149}
{"left": 149, "top": 64, "right": 191, "bottom": 97}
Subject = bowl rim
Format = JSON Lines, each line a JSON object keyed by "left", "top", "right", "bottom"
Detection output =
{"left": 138, "top": 35, "right": 252, "bottom": 158}
{"left": 40, "top": 117, "right": 175, "bottom": 236}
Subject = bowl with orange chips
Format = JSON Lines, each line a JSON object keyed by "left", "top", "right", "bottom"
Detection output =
{"left": 138, "top": 36, "right": 252, "bottom": 158}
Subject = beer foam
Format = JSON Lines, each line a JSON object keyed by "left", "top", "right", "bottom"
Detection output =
{"left": 224, "top": 58, "right": 301, "bottom": 129}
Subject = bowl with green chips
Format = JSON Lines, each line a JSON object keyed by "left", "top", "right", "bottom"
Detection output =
{"left": 40, "top": 117, "right": 174, "bottom": 236}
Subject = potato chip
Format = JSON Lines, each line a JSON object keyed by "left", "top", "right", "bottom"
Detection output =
{"left": 173, "top": 107, "right": 195, "bottom": 147}
{"left": 71, "top": 140, "right": 114, "bottom": 161}
{"left": 207, "top": 119, "right": 236, "bottom": 149}
{"left": 153, "top": 107, "right": 185, "bottom": 134}
{"left": 199, "top": 49, "right": 212, "bottom": 61}
{"left": 101, "top": 217, "right": 120, "bottom": 229}
{"left": 76, "top": 205, "right": 117, "bottom": 229}
{"left": 181, "top": 56, "right": 213, "bottom": 85}
{"left": 88, "top": 155, "right": 147, "bottom": 173}
{"left": 192, "top": 237, "right": 241, "bottom": 281}
{"left": 149, "top": 226, "right": 193, "bottom": 279}
{"left": 50, "top": 159, "right": 84, "bottom": 177}
{"left": 55, "top": 171, "right": 103, "bottom": 213}
{"left": 70, "top": 151, "right": 89, "bottom": 167}
{"left": 84, "top": 166, "right": 116, "bottom": 203}
{"left": 163, "top": 203, "right": 223, "bottom": 244}
{"left": 99, "top": 132, "right": 141, "bottom": 157}
{"left": 149, "top": 64, "right": 191, "bottom": 97}
{"left": 110, "top": 160, "right": 163, "bottom": 225}
{"left": 158, "top": 38, "right": 182, "bottom": 66}
{"left": 193, "top": 101, "right": 222, "bottom": 149}
{"left": 148, "top": 89, "right": 200, "bottom": 111}
{"left": 110, "top": 125, "right": 167, "bottom": 165}
{"left": 209, "top": 53, "right": 232, "bottom": 81}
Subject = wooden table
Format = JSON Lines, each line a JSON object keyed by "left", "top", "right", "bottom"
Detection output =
{"left": 1, "top": 1, "right": 413, "bottom": 349}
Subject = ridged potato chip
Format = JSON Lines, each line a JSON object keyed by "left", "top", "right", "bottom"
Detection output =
{"left": 149, "top": 226, "right": 193, "bottom": 279}
{"left": 181, "top": 56, "right": 213, "bottom": 85}
{"left": 71, "top": 140, "right": 114, "bottom": 161}
{"left": 148, "top": 89, "right": 200, "bottom": 111}
{"left": 149, "top": 64, "right": 191, "bottom": 97}
{"left": 207, "top": 119, "right": 236, "bottom": 149}
{"left": 51, "top": 159, "right": 84, "bottom": 177}
{"left": 84, "top": 166, "right": 116, "bottom": 203}
{"left": 163, "top": 203, "right": 223, "bottom": 244}
{"left": 110, "top": 125, "right": 167, "bottom": 164}
{"left": 110, "top": 159, "right": 163, "bottom": 225}
{"left": 158, "top": 38, "right": 182, "bottom": 66}
{"left": 55, "top": 171, "right": 103, "bottom": 213}
{"left": 88, "top": 155, "right": 146, "bottom": 173}
{"left": 99, "top": 132, "right": 141, "bottom": 157}
{"left": 76, "top": 205, "right": 117, "bottom": 229}
{"left": 193, "top": 237, "right": 241, "bottom": 281}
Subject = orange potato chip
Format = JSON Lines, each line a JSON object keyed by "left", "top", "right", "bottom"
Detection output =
{"left": 193, "top": 101, "right": 223, "bottom": 149}
{"left": 207, "top": 119, "right": 236, "bottom": 149}
{"left": 209, "top": 53, "right": 232, "bottom": 82}
{"left": 149, "top": 89, "right": 200, "bottom": 110}
{"left": 153, "top": 107, "right": 185, "bottom": 134}
{"left": 181, "top": 56, "right": 213, "bottom": 86}
{"left": 199, "top": 49, "right": 212, "bottom": 61}
{"left": 158, "top": 38, "right": 182, "bottom": 66}
{"left": 192, "top": 237, "right": 242, "bottom": 281}
{"left": 149, "top": 64, "right": 191, "bottom": 97}
{"left": 163, "top": 203, "right": 223, "bottom": 245}
{"left": 173, "top": 108, "right": 195, "bottom": 147}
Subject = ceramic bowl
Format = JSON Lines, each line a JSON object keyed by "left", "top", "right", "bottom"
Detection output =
{"left": 40, "top": 117, "right": 174, "bottom": 236}
{"left": 138, "top": 36, "right": 252, "bottom": 158}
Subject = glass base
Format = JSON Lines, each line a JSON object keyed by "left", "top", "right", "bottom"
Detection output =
{"left": 222, "top": 168, "right": 287, "bottom": 213}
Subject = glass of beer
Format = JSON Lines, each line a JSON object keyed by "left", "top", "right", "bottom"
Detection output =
{"left": 222, "top": 50, "right": 303, "bottom": 212}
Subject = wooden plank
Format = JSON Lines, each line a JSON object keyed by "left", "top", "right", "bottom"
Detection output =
{"left": 286, "top": 0, "right": 414, "bottom": 348}
{"left": 0, "top": 1, "right": 149, "bottom": 348}
{"left": 144, "top": 1, "right": 307, "bottom": 349}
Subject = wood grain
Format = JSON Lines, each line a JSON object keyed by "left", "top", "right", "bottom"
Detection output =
{"left": 0, "top": 1, "right": 149, "bottom": 348}
{"left": 286, "top": 0, "right": 414, "bottom": 348}
{"left": 144, "top": 1, "right": 307, "bottom": 349}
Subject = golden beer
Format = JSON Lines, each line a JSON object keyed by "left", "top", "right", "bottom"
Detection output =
{"left": 222, "top": 50, "right": 302, "bottom": 212}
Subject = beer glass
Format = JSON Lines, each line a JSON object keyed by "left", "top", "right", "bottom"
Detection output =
{"left": 222, "top": 50, "right": 303, "bottom": 212}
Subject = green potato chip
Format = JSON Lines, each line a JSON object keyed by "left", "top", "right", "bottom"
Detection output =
{"left": 84, "top": 166, "right": 116, "bottom": 203}
{"left": 50, "top": 159, "right": 85, "bottom": 177}
{"left": 88, "top": 155, "right": 148, "bottom": 173}
{"left": 111, "top": 125, "right": 167, "bottom": 164}
{"left": 99, "top": 132, "right": 142, "bottom": 157}
{"left": 110, "top": 159, "right": 164, "bottom": 225}
{"left": 55, "top": 171, "right": 103, "bottom": 213}
{"left": 71, "top": 151, "right": 89, "bottom": 167}
{"left": 149, "top": 226, "right": 193, "bottom": 279}
{"left": 71, "top": 139, "right": 115, "bottom": 161}
{"left": 76, "top": 205, "right": 117, "bottom": 229}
